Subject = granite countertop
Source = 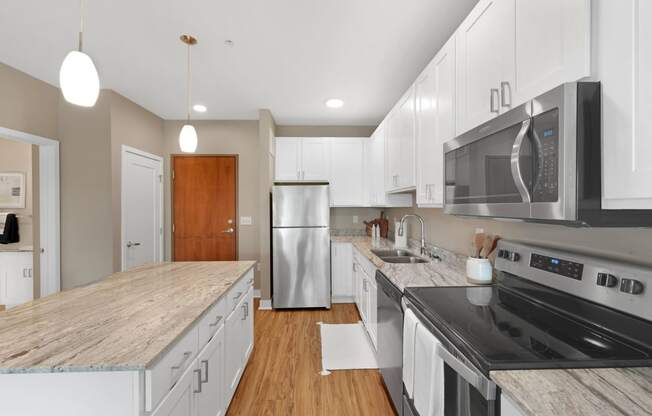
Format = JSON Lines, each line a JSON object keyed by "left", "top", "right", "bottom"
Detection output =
{"left": 492, "top": 367, "right": 652, "bottom": 416}
{"left": 331, "top": 235, "right": 471, "bottom": 291}
{"left": 0, "top": 261, "right": 255, "bottom": 374}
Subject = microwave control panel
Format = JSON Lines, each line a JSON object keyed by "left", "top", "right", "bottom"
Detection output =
{"left": 532, "top": 109, "right": 559, "bottom": 202}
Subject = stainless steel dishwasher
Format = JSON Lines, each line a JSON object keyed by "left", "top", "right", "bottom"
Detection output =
{"left": 376, "top": 270, "right": 403, "bottom": 416}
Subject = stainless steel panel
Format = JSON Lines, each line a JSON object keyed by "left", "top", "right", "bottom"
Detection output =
{"left": 272, "top": 227, "right": 331, "bottom": 308}
{"left": 272, "top": 184, "right": 330, "bottom": 227}
{"left": 377, "top": 272, "right": 403, "bottom": 416}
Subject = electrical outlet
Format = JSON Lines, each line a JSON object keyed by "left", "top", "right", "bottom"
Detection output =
{"left": 353, "top": 215, "right": 359, "bottom": 224}
{"left": 240, "top": 216, "right": 253, "bottom": 225}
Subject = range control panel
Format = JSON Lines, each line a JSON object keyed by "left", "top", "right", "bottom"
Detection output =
{"left": 530, "top": 253, "right": 584, "bottom": 280}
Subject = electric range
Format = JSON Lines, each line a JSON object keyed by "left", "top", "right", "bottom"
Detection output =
{"left": 403, "top": 240, "right": 652, "bottom": 416}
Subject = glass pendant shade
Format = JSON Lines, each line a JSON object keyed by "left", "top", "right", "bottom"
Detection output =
{"left": 59, "top": 50, "right": 100, "bottom": 107}
{"left": 179, "top": 124, "right": 198, "bottom": 153}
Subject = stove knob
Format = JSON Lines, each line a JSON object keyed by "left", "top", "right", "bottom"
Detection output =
{"left": 498, "top": 249, "right": 507, "bottom": 259}
{"left": 508, "top": 252, "right": 521, "bottom": 262}
{"left": 620, "top": 279, "right": 644, "bottom": 295}
{"left": 596, "top": 273, "right": 618, "bottom": 288}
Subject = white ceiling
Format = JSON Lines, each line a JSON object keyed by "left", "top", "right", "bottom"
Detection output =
{"left": 0, "top": 0, "right": 477, "bottom": 125}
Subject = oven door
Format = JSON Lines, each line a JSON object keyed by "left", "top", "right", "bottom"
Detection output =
{"left": 444, "top": 101, "right": 535, "bottom": 219}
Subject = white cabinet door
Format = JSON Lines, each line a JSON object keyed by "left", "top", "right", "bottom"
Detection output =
{"left": 274, "top": 138, "right": 301, "bottom": 181}
{"left": 595, "top": 0, "right": 652, "bottom": 209}
{"left": 301, "top": 138, "right": 330, "bottom": 181}
{"left": 1, "top": 252, "right": 33, "bottom": 307}
{"left": 195, "top": 325, "right": 225, "bottom": 416}
{"left": 367, "top": 276, "right": 378, "bottom": 350}
{"left": 368, "top": 127, "right": 413, "bottom": 207}
{"left": 511, "top": 0, "right": 591, "bottom": 107}
{"left": 242, "top": 287, "right": 254, "bottom": 361}
{"left": 353, "top": 262, "right": 366, "bottom": 322}
{"left": 456, "top": 0, "right": 515, "bottom": 135}
{"left": 415, "top": 36, "right": 455, "bottom": 208}
{"left": 224, "top": 299, "right": 245, "bottom": 405}
{"left": 152, "top": 360, "right": 197, "bottom": 416}
{"left": 385, "top": 112, "right": 402, "bottom": 192}
{"left": 331, "top": 242, "right": 353, "bottom": 302}
{"left": 329, "top": 138, "right": 366, "bottom": 206}
{"left": 396, "top": 88, "right": 417, "bottom": 189}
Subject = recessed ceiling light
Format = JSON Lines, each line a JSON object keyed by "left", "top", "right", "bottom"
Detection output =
{"left": 193, "top": 104, "right": 207, "bottom": 113}
{"left": 325, "top": 98, "right": 344, "bottom": 109}
{"left": 224, "top": 40, "right": 234, "bottom": 47}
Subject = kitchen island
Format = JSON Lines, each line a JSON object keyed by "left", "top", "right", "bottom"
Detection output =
{"left": 0, "top": 261, "right": 256, "bottom": 416}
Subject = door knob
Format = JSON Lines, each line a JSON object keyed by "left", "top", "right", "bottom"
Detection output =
{"left": 222, "top": 228, "right": 235, "bottom": 234}
{"left": 126, "top": 241, "right": 142, "bottom": 248}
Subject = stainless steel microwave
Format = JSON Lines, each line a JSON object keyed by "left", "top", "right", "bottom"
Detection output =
{"left": 443, "top": 82, "right": 652, "bottom": 227}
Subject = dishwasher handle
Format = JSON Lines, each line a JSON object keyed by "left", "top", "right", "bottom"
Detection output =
{"left": 435, "top": 344, "right": 497, "bottom": 401}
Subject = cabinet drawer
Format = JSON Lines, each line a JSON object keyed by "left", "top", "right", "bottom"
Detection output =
{"left": 354, "top": 248, "right": 376, "bottom": 279}
{"left": 227, "top": 269, "right": 254, "bottom": 312}
{"left": 198, "top": 296, "right": 227, "bottom": 349}
{"left": 145, "top": 325, "right": 199, "bottom": 411}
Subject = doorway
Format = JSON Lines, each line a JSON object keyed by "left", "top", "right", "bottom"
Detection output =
{"left": 172, "top": 155, "right": 237, "bottom": 261}
{"left": 121, "top": 146, "right": 163, "bottom": 271}
{"left": 0, "top": 126, "right": 60, "bottom": 306}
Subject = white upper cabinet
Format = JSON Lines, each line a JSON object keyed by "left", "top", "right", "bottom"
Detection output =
{"left": 455, "top": 0, "right": 591, "bottom": 135}
{"left": 386, "top": 87, "right": 417, "bottom": 192}
{"left": 300, "top": 138, "right": 330, "bottom": 181}
{"left": 275, "top": 137, "right": 330, "bottom": 181}
{"left": 415, "top": 36, "right": 456, "bottom": 208}
{"left": 511, "top": 0, "right": 591, "bottom": 107}
{"left": 456, "top": 0, "right": 515, "bottom": 135}
{"left": 274, "top": 138, "right": 301, "bottom": 181}
{"left": 367, "top": 127, "right": 413, "bottom": 207}
{"left": 595, "top": 0, "right": 652, "bottom": 209}
{"left": 329, "top": 138, "right": 366, "bottom": 206}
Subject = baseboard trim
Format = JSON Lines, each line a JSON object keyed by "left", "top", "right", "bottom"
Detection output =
{"left": 332, "top": 296, "right": 355, "bottom": 304}
{"left": 254, "top": 289, "right": 261, "bottom": 298}
{"left": 258, "top": 299, "right": 272, "bottom": 310}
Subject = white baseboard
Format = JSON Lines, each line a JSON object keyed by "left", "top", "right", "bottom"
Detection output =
{"left": 254, "top": 289, "right": 261, "bottom": 298}
{"left": 332, "top": 296, "right": 355, "bottom": 304}
{"left": 258, "top": 299, "right": 272, "bottom": 310}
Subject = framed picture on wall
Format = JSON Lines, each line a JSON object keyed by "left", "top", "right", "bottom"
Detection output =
{"left": 0, "top": 172, "right": 26, "bottom": 209}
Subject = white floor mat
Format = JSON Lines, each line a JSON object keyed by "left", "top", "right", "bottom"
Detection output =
{"left": 318, "top": 322, "right": 378, "bottom": 375}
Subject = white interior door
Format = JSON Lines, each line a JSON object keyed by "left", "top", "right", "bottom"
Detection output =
{"left": 122, "top": 146, "right": 163, "bottom": 271}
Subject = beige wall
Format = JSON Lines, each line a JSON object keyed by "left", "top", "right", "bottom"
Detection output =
{"left": 162, "top": 120, "right": 262, "bottom": 283}
{"left": 109, "top": 92, "right": 164, "bottom": 272}
{"left": 385, "top": 206, "right": 652, "bottom": 266}
{"left": 258, "top": 110, "right": 275, "bottom": 299}
{"left": 0, "top": 63, "right": 59, "bottom": 139}
{"left": 330, "top": 208, "right": 382, "bottom": 231}
{"left": 57, "top": 92, "right": 114, "bottom": 289}
{"left": 0, "top": 138, "right": 34, "bottom": 246}
{"left": 275, "top": 125, "right": 375, "bottom": 137}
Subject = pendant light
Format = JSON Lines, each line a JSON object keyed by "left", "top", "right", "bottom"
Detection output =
{"left": 59, "top": 0, "right": 100, "bottom": 107}
{"left": 179, "top": 35, "right": 198, "bottom": 153}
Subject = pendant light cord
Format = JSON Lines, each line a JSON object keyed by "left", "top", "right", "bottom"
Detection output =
{"left": 78, "top": 0, "right": 84, "bottom": 52}
{"left": 186, "top": 43, "right": 191, "bottom": 122}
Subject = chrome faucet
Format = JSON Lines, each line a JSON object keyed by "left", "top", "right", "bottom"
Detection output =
{"left": 398, "top": 214, "right": 426, "bottom": 256}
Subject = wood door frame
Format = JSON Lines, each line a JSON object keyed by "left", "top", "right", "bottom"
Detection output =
{"left": 120, "top": 145, "right": 164, "bottom": 271}
{"left": 170, "top": 154, "right": 239, "bottom": 261}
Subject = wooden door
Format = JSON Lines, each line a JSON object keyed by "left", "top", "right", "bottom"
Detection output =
{"left": 173, "top": 156, "right": 237, "bottom": 261}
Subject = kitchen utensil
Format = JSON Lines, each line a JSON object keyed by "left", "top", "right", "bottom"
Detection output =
{"left": 473, "top": 230, "right": 485, "bottom": 258}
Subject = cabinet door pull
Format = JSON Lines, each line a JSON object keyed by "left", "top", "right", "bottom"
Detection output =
{"left": 500, "top": 81, "right": 512, "bottom": 108}
{"left": 233, "top": 291, "right": 243, "bottom": 301}
{"left": 490, "top": 88, "right": 500, "bottom": 114}
{"left": 201, "top": 360, "right": 209, "bottom": 383}
{"left": 171, "top": 351, "right": 192, "bottom": 371}
{"left": 193, "top": 369, "right": 203, "bottom": 393}
{"left": 209, "top": 315, "right": 223, "bottom": 328}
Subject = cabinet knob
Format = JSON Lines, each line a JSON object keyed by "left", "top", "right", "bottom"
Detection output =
{"left": 620, "top": 279, "right": 644, "bottom": 295}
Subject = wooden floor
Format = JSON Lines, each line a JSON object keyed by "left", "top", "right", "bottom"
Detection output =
{"left": 226, "top": 300, "right": 397, "bottom": 416}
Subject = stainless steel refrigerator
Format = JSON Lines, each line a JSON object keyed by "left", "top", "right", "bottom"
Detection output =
{"left": 272, "top": 183, "right": 331, "bottom": 309}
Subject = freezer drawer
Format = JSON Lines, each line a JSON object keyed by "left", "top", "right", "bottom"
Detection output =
{"left": 272, "top": 227, "right": 331, "bottom": 308}
{"left": 272, "top": 184, "right": 330, "bottom": 227}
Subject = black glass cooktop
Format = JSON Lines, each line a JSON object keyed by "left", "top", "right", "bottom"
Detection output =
{"left": 405, "top": 275, "right": 652, "bottom": 375}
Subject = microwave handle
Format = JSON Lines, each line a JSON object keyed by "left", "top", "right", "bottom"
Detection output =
{"left": 510, "top": 118, "right": 532, "bottom": 203}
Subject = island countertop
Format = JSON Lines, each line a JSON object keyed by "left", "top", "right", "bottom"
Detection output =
{"left": 0, "top": 261, "right": 255, "bottom": 374}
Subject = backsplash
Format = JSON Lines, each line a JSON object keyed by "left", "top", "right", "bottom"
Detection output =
{"left": 330, "top": 207, "right": 381, "bottom": 233}
{"left": 385, "top": 206, "right": 652, "bottom": 267}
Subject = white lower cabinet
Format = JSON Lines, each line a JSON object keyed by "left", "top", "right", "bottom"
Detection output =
{"left": 225, "top": 285, "right": 254, "bottom": 406}
{"left": 151, "top": 362, "right": 197, "bottom": 416}
{"left": 0, "top": 251, "right": 34, "bottom": 308}
{"left": 195, "top": 325, "right": 226, "bottom": 416}
{"left": 352, "top": 248, "right": 378, "bottom": 351}
{"left": 331, "top": 242, "right": 354, "bottom": 303}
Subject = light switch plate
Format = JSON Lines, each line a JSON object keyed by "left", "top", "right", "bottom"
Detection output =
{"left": 240, "top": 216, "right": 253, "bottom": 225}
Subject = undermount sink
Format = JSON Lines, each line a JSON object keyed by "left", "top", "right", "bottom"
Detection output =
{"left": 371, "top": 249, "right": 429, "bottom": 264}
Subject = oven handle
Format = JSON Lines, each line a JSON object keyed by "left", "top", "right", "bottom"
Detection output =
{"left": 510, "top": 118, "right": 532, "bottom": 203}
{"left": 435, "top": 344, "right": 497, "bottom": 401}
